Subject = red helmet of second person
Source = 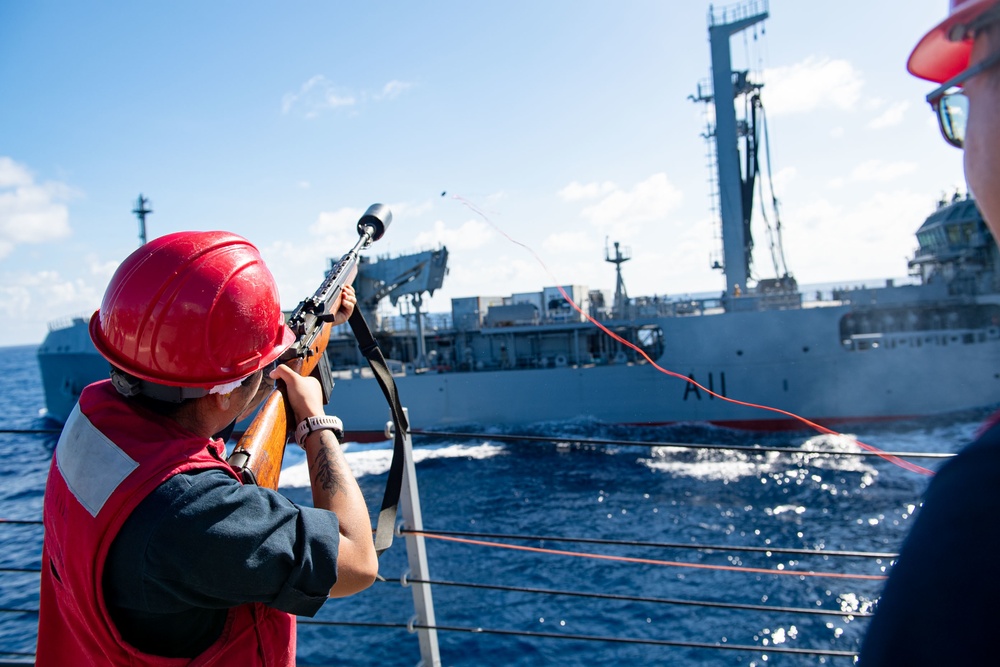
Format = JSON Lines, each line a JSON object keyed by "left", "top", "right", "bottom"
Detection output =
{"left": 90, "top": 231, "right": 295, "bottom": 388}
{"left": 909, "top": 0, "right": 1000, "bottom": 82}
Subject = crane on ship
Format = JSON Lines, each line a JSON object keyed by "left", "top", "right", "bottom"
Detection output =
{"left": 352, "top": 247, "right": 449, "bottom": 368}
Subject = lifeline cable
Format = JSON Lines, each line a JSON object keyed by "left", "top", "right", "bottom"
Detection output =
{"left": 406, "top": 624, "right": 861, "bottom": 659}
{"left": 400, "top": 527, "right": 898, "bottom": 559}
{"left": 0, "top": 517, "right": 899, "bottom": 559}
{"left": 452, "top": 194, "right": 935, "bottom": 476}
{"left": 298, "top": 619, "right": 859, "bottom": 659}
{"left": 0, "top": 428, "right": 60, "bottom": 434}
{"left": 0, "top": 591, "right": 869, "bottom": 641}
{"left": 0, "top": 607, "right": 37, "bottom": 615}
{"left": 388, "top": 576, "right": 872, "bottom": 618}
{"left": 414, "top": 531, "right": 887, "bottom": 581}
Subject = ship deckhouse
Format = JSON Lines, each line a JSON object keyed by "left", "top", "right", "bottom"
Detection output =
{"left": 909, "top": 193, "right": 999, "bottom": 296}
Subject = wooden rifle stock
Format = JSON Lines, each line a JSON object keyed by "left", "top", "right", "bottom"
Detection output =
{"left": 230, "top": 325, "right": 332, "bottom": 490}
{"left": 232, "top": 390, "right": 291, "bottom": 490}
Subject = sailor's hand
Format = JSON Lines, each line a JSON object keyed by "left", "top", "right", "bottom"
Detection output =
{"left": 270, "top": 364, "right": 325, "bottom": 423}
{"left": 328, "top": 284, "right": 357, "bottom": 327}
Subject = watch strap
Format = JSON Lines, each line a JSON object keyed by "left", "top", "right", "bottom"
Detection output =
{"left": 294, "top": 415, "right": 344, "bottom": 449}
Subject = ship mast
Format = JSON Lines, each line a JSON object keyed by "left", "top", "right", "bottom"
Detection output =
{"left": 132, "top": 194, "right": 152, "bottom": 246}
{"left": 691, "top": 1, "right": 768, "bottom": 304}
{"left": 605, "top": 240, "right": 631, "bottom": 317}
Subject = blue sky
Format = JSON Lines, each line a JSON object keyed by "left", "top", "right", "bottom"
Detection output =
{"left": 0, "top": 1, "right": 966, "bottom": 346}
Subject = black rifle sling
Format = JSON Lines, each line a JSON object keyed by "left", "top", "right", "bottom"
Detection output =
{"left": 347, "top": 308, "right": 407, "bottom": 556}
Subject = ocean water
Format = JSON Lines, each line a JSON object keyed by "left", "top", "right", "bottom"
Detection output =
{"left": 0, "top": 344, "right": 985, "bottom": 666}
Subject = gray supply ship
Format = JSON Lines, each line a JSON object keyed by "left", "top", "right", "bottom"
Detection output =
{"left": 37, "top": 1, "right": 1000, "bottom": 440}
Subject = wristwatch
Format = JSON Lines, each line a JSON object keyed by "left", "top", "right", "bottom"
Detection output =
{"left": 295, "top": 415, "right": 344, "bottom": 449}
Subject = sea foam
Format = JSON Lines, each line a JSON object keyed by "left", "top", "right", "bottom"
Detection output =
{"left": 279, "top": 441, "right": 506, "bottom": 487}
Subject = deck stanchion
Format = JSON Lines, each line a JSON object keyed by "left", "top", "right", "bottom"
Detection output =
{"left": 393, "top": 409, "right": 441, "bottom": 666}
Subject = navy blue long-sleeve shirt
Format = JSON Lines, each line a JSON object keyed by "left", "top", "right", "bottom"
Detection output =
{"left": 860, "top": 414, "right": 1000, "bottom": 665}
{"left": 103, "top": 469, "right": 340, "bottom": 657}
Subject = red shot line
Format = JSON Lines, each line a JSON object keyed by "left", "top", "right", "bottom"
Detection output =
{"left": 416, "top": 531, "right": 887, "bottom": 581}
{"left": 450, "top": 194, "right": 934, "bottom": 477}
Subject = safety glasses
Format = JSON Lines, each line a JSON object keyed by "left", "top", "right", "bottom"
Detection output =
{"left": 926, "top": 47, "right": 1000, "bottom": 148}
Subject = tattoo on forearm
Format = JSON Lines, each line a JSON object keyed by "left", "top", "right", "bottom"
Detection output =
{"left": 311, "top": 437, "right": 346, "bottom": 495}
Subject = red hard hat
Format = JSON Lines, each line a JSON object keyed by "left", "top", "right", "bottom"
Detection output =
{"left": 909, "top": 0, "right": 1000, "bottom": 82}
{"left": 90, "top": 231, "right": 295, "bottom": 388}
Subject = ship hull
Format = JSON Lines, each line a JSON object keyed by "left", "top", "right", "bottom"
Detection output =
{"left": 35, "top": 302, "right": 1000, "bottom": 440}
{"left": 36, "top": 319, "right": 109, "bottom": 424}
{"left": 330, "top": 304, "right": 1000, "bottom": 441}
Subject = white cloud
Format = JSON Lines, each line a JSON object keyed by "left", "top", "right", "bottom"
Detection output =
{"left": 542, "top": 230, "right": 599, "bottom": 255}
{"left": 260, "top": 200, "right": 446, "bottom": 309}
{"left": 0, "top": 156, "right": 74, "bottom": 259}
{"left": 257, "top": 206, "right": 366, "bottom": 305}
{"left": 557, "top": 180, "right": 616, "bottom": 202}
{"left": 568, "top": 173, "right": 683, "bottom": 237}
{"left": 378, "top": 80, "right": 414, "bottom": 100}
{"left": 781, "top": 189, "right": 932, "bottom": 283}
{"left": 87, "top": 254, "right": 120, "bottom": 283}
{"left": 443, "top": 255, "right": 544, "bottom": 299}
{"left": 791, "top": 198, "right": 843, "bottom": 231}
{"left": 849, "top": 158, "right": 918, "bottom": 183}
{"left": 387, "top": 199, "right": 433, "bottom": 220}
{"left": 282, "top": 75, "right": 356, "bottom": 118}
{"left": 310, "top": 200, "right": 431, "bottom": 241}
{"left": 282, "top": 76, "right": 414, "bottom": 118}
{"left": 829, "top": 159, "right": 919, "bottom": 189}
{"left": 0, "top": 246, "right": 128, "bottom": 345}
{"left": 0, "top": 269, "right": 104, "bottom": 322}
{"left": 412, "top": 218, "right": 494, "bottom": 251}
{"left": 763, "top": 57, "right": 862, "bottom": 116}
{"left": 0, "top": 158, "right": 33, "bottom": 188}
{"left": 868, "top": 101, "right": 910, "bottom": 129}
{"left": 769, "top": 166, "right": 798, "bottom": 194}
{"left": 261, "top": 238, "right": 336, "bottom": 310}
{"left": 309, "top": 205, "right": 363, "bottom": 238}
{"left": 306, "top": 200, "right": 434, "bottom": 250}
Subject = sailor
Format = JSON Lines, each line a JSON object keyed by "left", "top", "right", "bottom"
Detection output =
{"left": 35, "top": 231, "right": 377, "bottom": 665}
{"left": 860, "top": 1, "right": 1000, "bottom": 663}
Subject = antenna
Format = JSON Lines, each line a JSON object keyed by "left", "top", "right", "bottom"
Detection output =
{"left": 132, "top": 194, "right": 153, "bottom": 246}
{"left": 605, "top": 240, "right": 631, "bottom": 317}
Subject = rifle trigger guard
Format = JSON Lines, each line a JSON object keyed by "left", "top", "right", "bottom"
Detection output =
{"left": 228, "top": 447, "right": 257, "bottom": 486}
